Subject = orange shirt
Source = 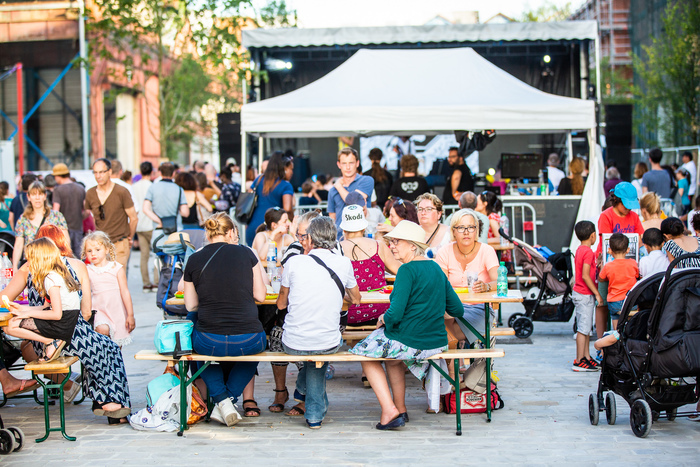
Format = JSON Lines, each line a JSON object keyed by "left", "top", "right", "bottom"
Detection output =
{"left": 599, "top": 258, "right": 639, "bottom": 302}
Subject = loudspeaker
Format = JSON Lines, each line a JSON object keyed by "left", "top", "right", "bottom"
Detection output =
{"left": 605, "top": 104, "right": 633, "bottom": 147}
{"left": 607, "top": 146, "right": 632, "bottom": 182}
{"left": 217, "top": 112, "right": 241, "bottom": 168}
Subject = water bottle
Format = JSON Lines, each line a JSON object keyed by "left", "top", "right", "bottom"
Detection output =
{"left": 497, "top": 261, "right": 508, "bottom": 297}
{"left": 499, "top": 214, "right": 509, "bottom": 246}
{"left": 366, "top": 223, "right": 376, "bottom": 239}
{"left": 3, "top": 253, "right": 12, "bottom": 282}
{"left": 0, "top": 263, "right": 5, "bottom": 291}
{"left": 266, "top": 241, "right": 277, "bottom": 282}
{"left": 325, "top": 364, "right": 335, "bottom": 380}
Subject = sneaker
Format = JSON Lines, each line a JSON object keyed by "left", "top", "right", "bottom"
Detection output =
{"left": 594, "top": 350, "right": 603, "bottom": 364}
{"left": 584, "top": 357, "right": 600, "bottom": 370}
{"left": 217, "top": 397, "right": 242, "bottom": 427}
{"left": 210, "top": 404, "right": 225, "bottom": 425}
{"left": 572, "top": 359, "right": 597, "bottom": 372}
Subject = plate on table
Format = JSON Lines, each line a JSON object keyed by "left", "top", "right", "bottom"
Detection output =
{"left": 265, "top": 293, "right": 279, "bottom": 300}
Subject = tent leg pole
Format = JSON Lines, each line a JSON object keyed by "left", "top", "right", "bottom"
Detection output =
{"left": 567, "top": 131, "right": 574, "bottom": 164}
{"left": 241, "top": 130, "right": 247, "bottom": 243}
{"left": 258, "top": 136, "right": 264, "bottom": 170}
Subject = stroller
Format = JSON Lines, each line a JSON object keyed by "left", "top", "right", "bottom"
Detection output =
{"left": 500, "top": 228, "right": 574, "bottom": 338}
{"left": 589, "top": 254, "right": 700, "bottom": 438}
{"left": 153, "top": 230, "right": 204, "bottom": 319}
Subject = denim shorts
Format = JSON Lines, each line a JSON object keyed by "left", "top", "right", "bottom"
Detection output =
{"left": 607, "top": 300, "right": 624, "bottom": 320}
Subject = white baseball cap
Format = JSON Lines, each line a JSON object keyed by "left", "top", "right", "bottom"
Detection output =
{"left": 339, "top": 205, "right": 368, "bottom": 232}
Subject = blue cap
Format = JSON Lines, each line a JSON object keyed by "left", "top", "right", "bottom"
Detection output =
{"left": 612, "top": 182, "right": 640, "bottom": 210}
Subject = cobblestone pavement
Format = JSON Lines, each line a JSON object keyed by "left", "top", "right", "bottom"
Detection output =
{"left": 1, "top": 250, "right": 699, "bottom": 465}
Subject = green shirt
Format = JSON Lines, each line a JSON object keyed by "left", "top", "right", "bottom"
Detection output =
{"left": 383, "top": 259, "right": 463, "bottom": 350}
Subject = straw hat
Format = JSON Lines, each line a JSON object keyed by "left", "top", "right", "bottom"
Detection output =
{"left": 164, "top": 232, "right": 191, "bottom": 245}
{"left": 52, "top": 163, "right": 70, "bottom": 176}
{"left": 384, "top": 220, "right": 428, "bottom": 250}
{"left": 339, "top": 205, "right": 368, "bottom": 232}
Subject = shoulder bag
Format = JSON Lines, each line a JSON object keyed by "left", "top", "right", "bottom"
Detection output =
{"left": 196, "top": 196, "right": 214, "bottom": 227}
{"left": 309, "top": 254, "right": 348, "bottom": 328}
{"left": 235, "top": 176, "right": 261, "bottom": 224}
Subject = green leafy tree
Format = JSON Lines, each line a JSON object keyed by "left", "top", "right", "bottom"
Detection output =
{"left": 520, "top": 1, "right": 572, "bottom": 22}
{"left": 257, "top": 0, "right": 297, "bottom": 27}
{"left": 633, "top": 0, "right": 700, "bottom": 146}
{"left": 89, "top": 0, "right": 252, "bottom": 160}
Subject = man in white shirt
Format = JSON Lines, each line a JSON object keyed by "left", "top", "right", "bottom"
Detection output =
{"left": 277, "top": 216, "right": 360, "bottom": 429}
{"left": 546, "top": 153, "right": 566, "bottom": 194}
{"left": 110, "top": 159, "right": 137, "bottom": 206}
{"left": 681, "top": 151, "right": 697, "bottom": 204}
{"left": 131, "top": 162, "right": 156, "bottom": 292}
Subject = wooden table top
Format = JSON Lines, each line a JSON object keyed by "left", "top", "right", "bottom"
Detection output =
{"left": 165, "top": 289, "right": 522, "bottom": 307}
{"left": 0, "top": 312, "right": 12, "bottom": 327}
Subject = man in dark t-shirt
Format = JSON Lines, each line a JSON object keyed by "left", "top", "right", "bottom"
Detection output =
{"left": 389, "top": 154, "right": 429, "bottom": 202}
{"left": 52, "top": 163, "right": 86, "bottom": 256}
{"left": 442, "top": 147, "right": 474, "bottom": 205}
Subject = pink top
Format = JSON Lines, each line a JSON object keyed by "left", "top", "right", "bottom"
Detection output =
{"left": 435, "top": 241, "right": 499, "bottom": 287}
{"left": 347, "top": 243, "right": 389, "bottom": 324}
{"left": 87, "top": 261, "right": 131, "bottom": 346}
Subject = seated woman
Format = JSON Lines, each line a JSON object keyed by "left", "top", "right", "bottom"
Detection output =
{"left": 376, "top": 197, "right": 419, "bottom": 238}
{"left": 475, "top": 191, "right": 503, "bottom": 243}
{"left": 415, "top": 193, "right": 450, "bottom": 255}
{"left": 435, "top": 209, "right": 499, "bottom": 346}
{"left": 640, "top": 192, "right": 663, "bottom": 231}
{"left": 6, "top": 224, "right": 131, "bottom": 423}
{"left": 252, "top": 207, "right": 294, "bottom": 264}
{"left": 351, "top": 220, "right": 463, "bottom": 430}
{"left": 183, "top": 213, "right": 267, "bottom": 427}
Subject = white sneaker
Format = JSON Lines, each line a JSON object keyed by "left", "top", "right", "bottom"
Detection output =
{"left": 217, "top": 398, "right": 242, "bottom": 427}
{"left": 210, "top": 404, "right": 226, "bottom": 425}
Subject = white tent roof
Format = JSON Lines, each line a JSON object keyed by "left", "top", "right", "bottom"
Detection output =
{"left": 241, "top": 48, "right": 596, "bottom": 137}
{"left": 242, "top": 21, "right": 598, "bottom": 49}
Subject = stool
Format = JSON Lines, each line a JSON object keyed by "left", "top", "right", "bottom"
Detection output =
{"left": 24, "top": 356, "right": 79, "bottom": 442}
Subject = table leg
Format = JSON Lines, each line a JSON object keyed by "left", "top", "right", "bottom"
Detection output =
{"left": 454, "top": 358, "right": 462, "bottom": 436}
{"left": 485, "top": 307, "right": 492, "bottom": 423}
{"left": 497, "top": 303, "right": 503, "bottom": 327}
{"left": 178, "top": 360, "right": 187, "bottom": 436}
{"left": 33, "top": 369, "right": 76, "bottom": 443}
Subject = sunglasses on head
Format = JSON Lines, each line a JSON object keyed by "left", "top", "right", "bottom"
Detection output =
{"left": 98, "top": 205, "right": 105, "bottom": 221}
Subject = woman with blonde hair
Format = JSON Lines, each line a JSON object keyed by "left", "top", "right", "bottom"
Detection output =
{"left": 12, "top": 181, "right": 67, "bottom": 270}
{"left": 557, "top": 157, "right": 586, "bottom": 196}
{"left": 183, "top": 212, "right": 267, "bottom": 427}
{"left": 640, "top": 192, "right": 663, "bottom": 231}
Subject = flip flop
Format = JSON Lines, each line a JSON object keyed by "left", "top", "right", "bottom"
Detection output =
{"left": 4, "top": 379, "right": 40, "bottom": 398}
{"left": 242, "top": 399, "right": 261, "bottom": 417}
{"left": 285, "top": 404, "right": 305, "bottom": 416}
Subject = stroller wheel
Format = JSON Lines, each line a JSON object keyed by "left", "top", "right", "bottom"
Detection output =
{"left": 512, "top": 316, "right": 534, "bottom": 338}
{"left": 5, "top": 427, "right": 23, "bottom": 452}
{"left": 588, "top": 394, "right": 599, "bottom": 426}
{"left": 605, "top": 393, "right": 617, "bottom": 425}
{"left": 507, "top": 313, "right": 524, "bottom": 328}
{"left": 0, "top": 429, "right": 15, "bottom": 455}
{"left": 666, "top": 408, "right": 677, "bottom": 421}
{"left": 630, "top": 399, "right": 653, "bottom": 438}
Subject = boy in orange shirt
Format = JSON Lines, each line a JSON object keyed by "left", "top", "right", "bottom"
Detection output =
{"left": 598, "top": 233, "right": 639, "bottom": 330}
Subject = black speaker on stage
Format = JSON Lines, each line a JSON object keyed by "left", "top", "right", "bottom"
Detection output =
{"left": 217, "top": 112, "right": 241, "bottom": 168}
{"left": 605, "top": 104, "right": 633, "bottom": 181}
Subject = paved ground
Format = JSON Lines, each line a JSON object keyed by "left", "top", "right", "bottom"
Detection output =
{"left": 2, "top": 250, "right": 699, "bottom": 465}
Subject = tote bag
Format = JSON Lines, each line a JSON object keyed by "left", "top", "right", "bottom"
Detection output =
{"left": 235, "top": 177, "right": 260, "bottom": 224}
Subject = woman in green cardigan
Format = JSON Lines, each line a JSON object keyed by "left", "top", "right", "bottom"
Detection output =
{"left": 351, "top": 220, "right": 463, "bottom": 430}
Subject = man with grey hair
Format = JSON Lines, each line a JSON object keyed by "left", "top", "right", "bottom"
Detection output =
{"left": 547, "top": 153, "right": 565, "bottom": 194}
{"left": 444, "top": 191, "right": 489, "bottom": 243}
{"left": 277, "top": 216, "right": 360, "bottom": 428}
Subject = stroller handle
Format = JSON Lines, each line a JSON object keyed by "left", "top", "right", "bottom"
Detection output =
{"left": 499, "top": 227, "right": 515, "bottom": 243}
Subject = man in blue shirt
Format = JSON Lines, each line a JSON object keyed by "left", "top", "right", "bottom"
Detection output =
{"left": 327, "top": 148, "right": 374, "bottom": 237}
{"left": 142, "top": 162, "right": 189, "bottom": 237}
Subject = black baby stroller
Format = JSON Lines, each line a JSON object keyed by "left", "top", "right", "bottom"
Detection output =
{"left": 500, "top": 228, "right": 574, "bottom": 338}
{"left": 153, "top": 230, "right": 203, "bottom": 319}
{"left": 589, "top": 254, "right": 700, "bottom": 438}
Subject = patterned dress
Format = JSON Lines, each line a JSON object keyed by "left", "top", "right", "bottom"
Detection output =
{"left": 663, "top": 239, "right": 700, "bottom": 269}
{"left": 347, "top": 242, "right": 390, "bottom": 325}
{"left": 28, "top": 259, "right": 130, "bottom": 407}
{"left": 15, "top": 210, "right": 67, "bottom": 244}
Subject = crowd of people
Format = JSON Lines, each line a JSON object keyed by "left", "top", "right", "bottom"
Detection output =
{"left": 2, "top": 143, "right": 700, "bottom": 431}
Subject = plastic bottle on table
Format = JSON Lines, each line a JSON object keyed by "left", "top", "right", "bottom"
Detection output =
{"left": 2, "top": 252, "right": 12, "bottom": 282}
{"left": 499, "top": 214, "right": 509, "bottom": 246}
{"left": 497, "top": 261, "right": 508, "bottom": 297}
{"left": 266, "top": 241, "right": 277, "bottom": 282}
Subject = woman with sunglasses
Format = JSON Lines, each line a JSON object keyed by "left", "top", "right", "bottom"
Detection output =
{"left": 12, "top": 181, "right": 68, "bottom": 271}
{"left": 435, "top": 209, "right": 499, "bottom": 346}
{"left": 376, "top": 197, "right": 419, "bottom": 238}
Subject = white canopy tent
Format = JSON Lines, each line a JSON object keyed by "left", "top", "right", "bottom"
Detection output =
{"left": 239, "top": 47, "right": 603, "bottom": 246}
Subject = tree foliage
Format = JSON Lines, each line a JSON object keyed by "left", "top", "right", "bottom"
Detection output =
{"left": 520, "top": 1, "right": 573, "bottom": 22}
{"left": 257, "top": 0, "right": 297, "bottom": 28}
{"left": 633, "top": 0, "right": 700, "bottom": 146}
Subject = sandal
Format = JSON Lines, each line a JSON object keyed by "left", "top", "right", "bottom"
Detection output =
{"left": 4, "top": 379, "right": 40, "bottom": 398}
{"left": 41, "top": 339, "right": 66, "bottom": 363}
{"left": 242, "top": 399, "right": 261, "bottom": 417}
{"left": 108, "top": 417, "right": 129, "bottom": 425}
{"left": 361, "top": 376, "right": 371, "bottom": 388}
{"left": 93, "top": 401, "right": 131, "bottom": 418}
{"left": 268, "top": 387, "right": 289, "bottom": 413}
{"left": 286, "top": 404, "right": 305, "bottom": 416}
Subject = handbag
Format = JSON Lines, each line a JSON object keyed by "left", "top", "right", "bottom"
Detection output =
{"left": 163, "top": 366, "right": 208, "bottom": 425}
{"left": 443, "top": 383, "right": 504, "bottom": 414}
{"left": 235, "top": 177, "right": 261, "bottom": 224}
{"left": 146, "top": 372, "right": 180, "bottom": 407}
{"left": 154, "top": 319, "right": 193, "bottom": 357}
{"left": 462, "top": 358, "right": 487, "bottom": 393}
{"left": 160, "top": 216, "right": 178, "bottom": 235}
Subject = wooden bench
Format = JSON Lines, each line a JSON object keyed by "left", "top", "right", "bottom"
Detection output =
{"left": 135, "top": 348, "right": 505, "bottom": 437}
{"left": 341, "top": 327, "right": 515, "bottom": 345}
{"left": 24, "top": 356, "right": 79, "bottom": 443}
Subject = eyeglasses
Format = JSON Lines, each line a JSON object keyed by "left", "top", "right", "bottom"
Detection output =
{"left": 297, "top": 231, "right": 309, "bottom": 241}
{"left": 98, "top": 205, "right": 105, "bottom": 221}
{"left": 417, "top": 207, "right": 437, "bottom": 213}
{"left": 93, "top": 169, "right": 110, "bottom": 176}
{"left": 386, "top": 238, "right": 400, "bottom": 246}
{"left": 453, "top": 225, "right": 478, "bottom": 233}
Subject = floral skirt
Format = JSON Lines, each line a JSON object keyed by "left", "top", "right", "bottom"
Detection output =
{"left": 350, "top": 328, "right": 447, "bottom": 380}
